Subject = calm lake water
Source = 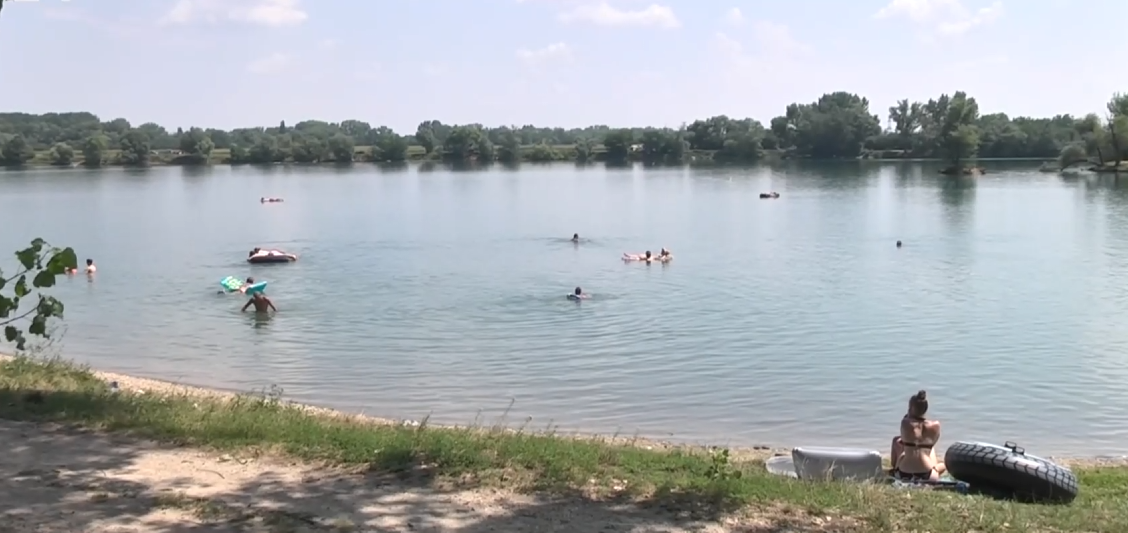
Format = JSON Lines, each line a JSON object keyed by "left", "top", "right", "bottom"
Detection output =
{"left": 1, "top": 162, "right": 1125, "bottom": 456}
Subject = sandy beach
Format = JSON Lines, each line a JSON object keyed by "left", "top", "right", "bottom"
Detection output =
{"left": 0, "top": 362, "right": 797, "bottom": 532}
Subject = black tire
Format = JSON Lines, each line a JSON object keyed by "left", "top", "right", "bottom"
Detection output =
{"left": 944, "top": 441, "right": 1079, "bottom": 503}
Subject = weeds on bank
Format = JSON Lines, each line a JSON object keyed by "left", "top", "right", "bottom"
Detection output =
{"left": 3, "top": 356, "right": 1128, "bottom": 532}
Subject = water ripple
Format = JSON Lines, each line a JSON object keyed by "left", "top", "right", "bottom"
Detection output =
{"left": 1, "top": 163, "right": 1125, "bottom": 455}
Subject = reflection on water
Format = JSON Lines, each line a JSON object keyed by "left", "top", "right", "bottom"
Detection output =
{"left": 3, "top": 161, "right": 1128, "bottom": 455}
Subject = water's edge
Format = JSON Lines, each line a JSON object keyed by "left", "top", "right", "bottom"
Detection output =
{"left": 5, "top": 353, "right": 1127, "bottom": 466}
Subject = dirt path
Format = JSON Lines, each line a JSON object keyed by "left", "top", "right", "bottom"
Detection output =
{"left": 0, "top": 419, "right": 761, "bottom": 533}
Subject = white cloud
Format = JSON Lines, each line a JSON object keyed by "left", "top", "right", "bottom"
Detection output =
{"left": 749, "top": 20, "right": 811, "bottom": 54}
{"left": 723, "top": 7, "right": 744, "bottom": 26}
{"left": 937, "top": 2, "right": 1003, "bottom": 34}
{"left": 247, "top": 53, "right": 291, "bottom": 74}
{"left": 318, "top": 38, "right": 340, "bottom": 50}
{"left": 873, "top": 0, "right": 1003, "bottom": 35}
{"left": 711, "top": 22, "right": 812, "bottom": 73}
{"left": 516, "top": 42, "right": 574, "bottom": 66}
{"left": 558, "top": 3, "right": 679, "bottom": 29}
{"left": 159, "top": 0, "right": 307, "bottom": 27}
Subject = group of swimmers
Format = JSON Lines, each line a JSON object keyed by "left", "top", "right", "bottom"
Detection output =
{"left": 564, "top": 233, "right": 675, "bottom": 301}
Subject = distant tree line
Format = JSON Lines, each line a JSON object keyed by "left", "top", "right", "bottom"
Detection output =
{"left": 1, "top": 90, "right": 1125, "bottom": 170}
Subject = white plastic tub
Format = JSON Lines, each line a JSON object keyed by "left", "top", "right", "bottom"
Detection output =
{"left": 791, "top": 446, "right": 884, "bottom": 482}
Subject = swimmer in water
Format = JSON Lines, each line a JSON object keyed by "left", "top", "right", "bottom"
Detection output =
{"left": 84, "top": 258, "right": 96, "bottom": 274}
{"left": 239, "top": 277, "right": 256, "bottom": 293}
{"left": 567, "top": 287, "right": 590, "bottom": 300}
{"left": 571, "top": 233, "right": 580, "bottom": 243}
{"left": 658, "top": 248, "right": 673, "bottom": 261}
{"left": 242, "top": 291, "right": 277, "bottom": 313}
{"left": 622, "top": 250, "right": 653, "bottom": 262}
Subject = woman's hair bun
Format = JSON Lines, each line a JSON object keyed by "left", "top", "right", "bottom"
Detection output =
{"left": 915, "top": 390, "right": 927, "bottom": 401}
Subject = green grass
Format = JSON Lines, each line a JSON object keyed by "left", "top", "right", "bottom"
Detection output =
{"left": 2, "top": 355, "right": 1128, "bottom": 531}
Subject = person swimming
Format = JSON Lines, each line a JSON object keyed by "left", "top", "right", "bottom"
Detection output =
{"left": 84, "top": 258, "right": 96, "bottom": 274}
{"left": 241, "top": 291, "right": 277, "bottom": 313}
{"left": 622, "top": 250, "right": 653, "bottom": 261}
{"left": 567, "top": 287, "right": 590, "bottom": 300}
{"left": 571, "top": 233, "right": 580, "bottom": 243}
{"left": 658, "top": 248, "right": 673, "bottom": 260}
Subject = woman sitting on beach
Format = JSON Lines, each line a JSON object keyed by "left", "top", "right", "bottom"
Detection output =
{"left": 890, "top": 390, "right": 946, "bottom": 481}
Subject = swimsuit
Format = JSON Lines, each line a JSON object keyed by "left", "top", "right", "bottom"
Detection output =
{"left": 895, "top": 415, "right": 937, "bottom": 480}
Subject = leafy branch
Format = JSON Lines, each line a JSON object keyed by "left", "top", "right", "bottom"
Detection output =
{"left": 0, "top": 239, "right": 78, "bottom": 350}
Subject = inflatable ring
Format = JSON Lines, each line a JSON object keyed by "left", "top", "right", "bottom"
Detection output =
{"left": 944, "top": 441, "right": 1078, "bottom": 503}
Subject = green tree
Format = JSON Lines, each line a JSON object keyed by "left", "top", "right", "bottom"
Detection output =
{"left": 927, "top": 91, "right": 980, "bottom": 168}
{"left": 640, "top": 129, "right": 687, "bottom": 164}
{"left": 1, "top": 135, "right": 35, "bottom": 166}
{"left": 414, "top": 121, "right": 452, "bottom": 154}
{"left": 118, "top": 130, "right": 151, "bottom": 165}
{"left": 526, "top": 142, "right": 561, "bottom": 162}
{"left": 228, "top": 144, "right": 250, "bottom": 164}
{"left": 291, "top": 133, "right": 327, "bottom": 163}
{"left": 1059, "top": 143, "right": 1089, "bottom": 168}
{"left": 327, "top": 133, "right": 355, "bottom": 162}
{"left": 177, "top": 127, "right": 214, "bottom": 164}
{"left": 443, "top": 125, "right": 489, "bottom": 161}
{"left": 494, "top": 127, "right": 521, "bottom": 163}
{"left": 602, "top": 129, "right": 633, "bottom": 163}
{"left": 371, "top": 128, "right": 408, "bottom": 162}
{"left": 790, "top": 92, "right": 882, "bottom": 158}
{"left": 49, "top": 143, "right": 74, "bottom": 166}
{"left": 340, "top": 120, "right": 371, "bottom": 140}
{"left": 574, "top": 138, "right": 594, "bottom": 163}
{"left": 1, "top": 239, "right": 77, "bottom": 351}
{"left": 248, "top": 136, "right": 280, "bottom": 164}
{"left": 81, "top": 134, "right": 108, "bottom": 167}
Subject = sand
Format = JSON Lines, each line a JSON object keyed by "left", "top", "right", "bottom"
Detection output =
{"left": 0, "top": 419, "right": 822, "bottom": 533}
{"left": 0, "top": 364, "right": 810, "bottom": 532}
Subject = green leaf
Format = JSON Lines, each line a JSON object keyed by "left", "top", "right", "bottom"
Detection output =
{"left": 15, "top": 246, "right": 37, "bottom": 271}
{"left": 37, "top": 296, "right": 63, "bottom": 318}
{"left": 15, "top": 335, "right": 26, "bottom": 351}
{"left": 3, "top": 325, "right": 16, "bottom": 342}
{"left": 28, "top": 315, "right": 46, "bottom": 336}
{"left": 44, "top": 247, "right": 77, "bottom": 275}
{"left": 13, "top": 275, "right": 28, "bottom": 297}
{"left": 32, "top": 269, "right": 56, "bottom": 288}
{"left": 0, "top": 294, "right": 11, "bottom": 318}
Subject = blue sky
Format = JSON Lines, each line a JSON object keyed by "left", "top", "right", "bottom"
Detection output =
{"left": 1, "top": 0, "right": 1125, "bottom": 133}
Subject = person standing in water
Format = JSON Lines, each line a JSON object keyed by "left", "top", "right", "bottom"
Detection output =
{"left": 567, "top": 287, "right": 590, "bottom": 300}
{"left": 242, "top": 291, "right": 277, "bottom": 313}
{"left": 571, "top": 233, "right": 580, "bottom": 243}
{"left": 84, "top": 258, "right": 96, "bottom": 274}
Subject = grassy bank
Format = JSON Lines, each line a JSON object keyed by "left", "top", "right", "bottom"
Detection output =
{"left": 2, "top": 356, "right": 1127, "bottom": 531}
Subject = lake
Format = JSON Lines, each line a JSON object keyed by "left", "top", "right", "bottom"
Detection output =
{"left": 1, "top": 162, "right": 1125, "bottom": 457}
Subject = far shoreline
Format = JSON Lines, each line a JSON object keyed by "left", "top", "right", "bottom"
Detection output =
{"left": 0, "top": 155, "right": 1055, "bottom": 173}
{"left": 2, "top": 353, "right": 1125, "bottom": 467}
